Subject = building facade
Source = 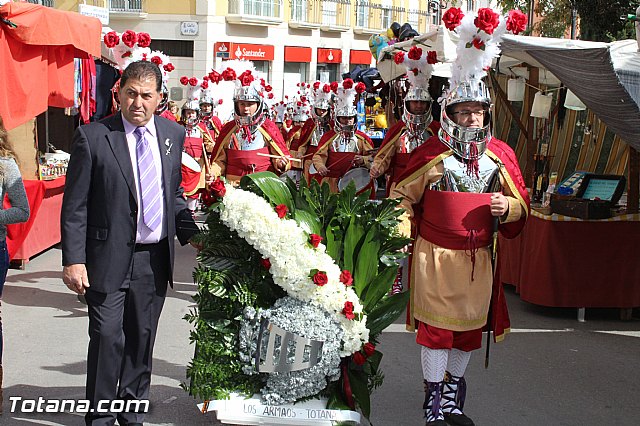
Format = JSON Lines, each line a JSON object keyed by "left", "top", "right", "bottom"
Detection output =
{"left": 39, "top": 0, "right": 496, "bottom": 103}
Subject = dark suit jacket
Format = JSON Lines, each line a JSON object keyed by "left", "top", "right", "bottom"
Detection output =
{"left": 61, "top": 112, "right": 199, "bottom": 293}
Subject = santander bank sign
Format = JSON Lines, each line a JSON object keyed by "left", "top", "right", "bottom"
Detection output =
{"left": 228, "top": 43, "right": 274, "bottom": 60}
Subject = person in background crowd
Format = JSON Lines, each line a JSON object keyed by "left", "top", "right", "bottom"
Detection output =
{"left": 311, "top": 79, "right": 373, "bottom": 193}
{"left": 370, "top": 47, "right": 440, "bottom": 196}
{"left": 168, "top": 101, "right": 180, "bottom": 121}
{"left": 0, "top": 114, "right": 30, "bottom": 413}
{"left": 210, "top": 62, "right": 290, "bottom": 185}
{"left": 299, "top": 81, "right": 333, "bottom": 183}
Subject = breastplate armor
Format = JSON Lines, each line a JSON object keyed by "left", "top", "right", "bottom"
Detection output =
{"left": 332, "top": 135, "right": 358, "bottom": 153}
{"left": 400, "top": 127, "right": 431, "bottom": 153}
{"left": 233, "top": 129, "right": 266, "bottom": 150}
{"left": 432, "top": 154, "right": 501, "bottom": 193}
{"left": 186, "top": 126, "right": 202, "bottom": 138}
{"left": 310, "top": 125, "right": 327, "bottom": 147}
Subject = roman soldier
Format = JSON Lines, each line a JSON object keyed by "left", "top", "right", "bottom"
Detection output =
{"left": 371, "top": 47, "right": 441, "bottom": 196}
{"left": 390, "top": 8, "right": 529, "bottom": 426}
{"left": 311, "top": 79, "right": 374, "bottom": 193}
{"left": 299, "top": 81, "right": 334, "bottom": 183}
{"left": 178, "top": 77, "right": 209, "bottom": 212}
{"left": 210, "top": 60, "right": 291, "bottom": 184}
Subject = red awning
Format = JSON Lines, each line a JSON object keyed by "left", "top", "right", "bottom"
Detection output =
{"left": 0, "top": 3, "right": 101, "bottom": 130}
{"left": 350, "top": 49, "right": 372, "bottom": 65}
{"left": 284, "top": 46, "right": 312, "bottom": 62}
{"left": 317, "top": 48, "right": 342, "bottom": 64}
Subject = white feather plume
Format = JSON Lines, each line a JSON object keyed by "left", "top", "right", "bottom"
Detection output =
{"left": 450, "top": 12, "right": 508, "bottom": 88}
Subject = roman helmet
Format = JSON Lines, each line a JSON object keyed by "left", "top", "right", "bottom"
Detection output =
{"left": 332, "top": 79, "right": 367, "bottom": 138}
{"left": 310, "top": 81, "right": 333, "bottom": 126}
{"left": 439, "top": 7, "right": 521, "bottom": 163}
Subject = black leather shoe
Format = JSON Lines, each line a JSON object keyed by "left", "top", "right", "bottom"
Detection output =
{"left": 444, "top": 412, "right": 475, "bottom": 426}
{"left": 426, "top": 420, "right": 449, "bottom": 426}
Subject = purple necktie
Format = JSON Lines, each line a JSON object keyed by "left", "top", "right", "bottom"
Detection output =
{"left": 134, "top": 126, "right": 162, "bottom": 232}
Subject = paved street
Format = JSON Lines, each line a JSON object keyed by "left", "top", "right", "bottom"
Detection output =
{"left": 2, "top": 241, "right": 640, "bottom": 425}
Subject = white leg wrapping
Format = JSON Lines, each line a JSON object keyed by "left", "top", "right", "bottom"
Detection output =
{"left": 421, "top": 347, "right": 448, "bottom": 382}
{"left": 447, "top": 349, "right": 471, "bottom": 378}
{"left": 186, "top": 198, "right": 198, "bottom": 211}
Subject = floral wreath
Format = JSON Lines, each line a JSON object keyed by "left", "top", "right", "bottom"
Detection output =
{"left": 213, "top": 181, "right": 368, "bottom": 356}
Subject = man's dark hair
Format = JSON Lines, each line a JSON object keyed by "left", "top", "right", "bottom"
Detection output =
{"left": 120, "top": 61, "right": 162, "bottom": 93}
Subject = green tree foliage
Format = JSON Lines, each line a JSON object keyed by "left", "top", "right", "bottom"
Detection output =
{"left": 496, "top": 0, "right": 640, "bottom": 41}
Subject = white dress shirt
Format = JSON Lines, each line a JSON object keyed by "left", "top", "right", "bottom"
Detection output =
{"left": 122, "top": 115, "right": 167, "bottom": 243}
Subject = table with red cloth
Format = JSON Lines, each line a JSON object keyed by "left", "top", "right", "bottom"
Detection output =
{"left": 499, "top": 210, "right": 640, "bottom": 308}
{"left": 4, "top": 177, "right": 65, "bottom": 267}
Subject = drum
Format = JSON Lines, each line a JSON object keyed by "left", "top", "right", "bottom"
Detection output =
{"left": 338, "top": 167, "right": 378, "bottom": 193}
{"left": 181, "top": 152, "right": 201, "bottom": 173}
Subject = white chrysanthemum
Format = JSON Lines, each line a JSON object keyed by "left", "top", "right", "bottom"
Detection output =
{"left": 218, "top": 184, "right": 368, "bottom": 356}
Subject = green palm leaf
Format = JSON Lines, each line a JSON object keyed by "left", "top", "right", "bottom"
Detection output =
{"left": 239, "top": 172, "right": 294, "bottom": 211}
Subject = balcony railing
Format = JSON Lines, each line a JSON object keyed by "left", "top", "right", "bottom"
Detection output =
{"left": 109, "top": 0, "right": 144, "bottom": 12}
{"left": 407, "top": 8, "right": 437, "bottom": 34}
{"left": 26, "top": 0, "right": 55, "bottom": 7}
{"left": 227, "top": 0, "right": 284, "bottom": 25}
{"left": 355, "top": 1, "right": 405, "bottom": 34}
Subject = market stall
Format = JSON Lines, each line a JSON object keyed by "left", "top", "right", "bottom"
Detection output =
{"left": 1, "top": 2, "right": 101, "bottom": 265}
{"left": 491, "top": 35, "right": 640, "bottom": 312}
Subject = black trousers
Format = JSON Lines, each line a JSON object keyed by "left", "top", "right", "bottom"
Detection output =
{"left": 84, "top": 240, "right": 169, "bottom": 426}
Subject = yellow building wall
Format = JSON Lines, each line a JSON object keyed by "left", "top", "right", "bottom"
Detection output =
{"left": 53, "top": 1, "right": 195, "bottom": 15}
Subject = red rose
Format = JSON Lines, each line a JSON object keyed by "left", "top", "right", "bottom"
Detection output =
{"left": 340, "top": 270, "right": 353, "bottom": 286}
{"left": 103, "top": 31, "right": 119, "bottom": 48}
{"left": 201, "top": 191, "right": 217, "bottom": 207}
{"left": 163, "top": 63, "right": 175, "bottom": 72}
{"left": 322, "top": 84, "right": 331, "bottom": 93}
{"left": 300, "top": 96, "right": 307, "bottom": 103}
{"left": 426, "top": 51, "right": 438, "bottom": 64}
{"left": 363, "top": 342, "right": 376, "bottom": 357}
{"left": 343, "top": 301, "right": 355, "bottom": 320}
{"left": 474, "top": 7, "right": 501, "bottom": 35}
{"left": 411, "top": 68, "right": 419, "bottom": 76}
{"left": 208, "top": 70, "right": 221, "bottom": 83}
{"left": 121, "top": 30, "right": 137, "bottom": 48}
{"left": 136, "top": 32, "right": 151, "bottom": 48}
{"left": 353, "top": 351, "right": 367, "bottom": 366}
{"left": 121, "top": 51, "right": 132, "bottom": 58}
{"left": 265, "top": 85, "right": 272, "bottom": 92}
{"left": 222, "top": 68, "right": 236, "bottom": 81}
{"left": 208, "top": 177, "right": 225, "bottom": 198}
{"left": 150, "top": 56, "right": 163, "bottom": 65}
{"left": 330, "top": 81, "right": 339, "bottom": 93}
{"left": 312, "top": 271, "right": 328, "bottom": 286}
{"left": 407, "top": 46, "right": 422, "bottom": 60}
{"left": 309, "top": 234, "right": 323, "bottom": 248}
{"left": 442, "top": 7, "right": 464, "bottom": 31}
{"left": 275, "top": 204, "right": 288, "bottom": 218}
{"left": 201, "top": 80, "right": 209, "bottom": 89}
{"left": 240, "top": 70, "right": 254, "bottom": 86}
{"left": 313, "top": 81, "right": 321, "bottom": 90}
{"left": 506, "top": 9, "right": 528, "bottom": 35}
{"left": 268, "top": 93, "right": 274, "bottom": 99}
{"left": 393, "top": 51, "right": 405, "bottom": 65}
{"left": 472, "top": 37, "right": 485, "bottom": 50}
{"left": 355, "top": 82, "right": 366, "bottom": 94}
{"left": 218, "top": 99, "right": 224, "bottom": 105}
{"left": 260, "top": 258, "right": 271, "bottom": 270}
{"left": 179, "top": 76, "right": 189, "bottom": 85}
{"left": 342, "top": 78, "right": 354, "bottom": 89}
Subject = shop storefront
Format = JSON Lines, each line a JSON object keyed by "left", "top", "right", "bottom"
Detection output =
{"left": 316, "top": 48, "right": 342, "bottom": 83}
{"left": 214, "top": 42, "right": 274, "bottom": 81}
{"left": 284, "top": 46, "right": 311, "bottom": 96}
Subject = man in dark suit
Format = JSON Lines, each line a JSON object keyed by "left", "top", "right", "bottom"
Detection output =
{"left": 61, "top": 60, "right": 200, "bottom": 426}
